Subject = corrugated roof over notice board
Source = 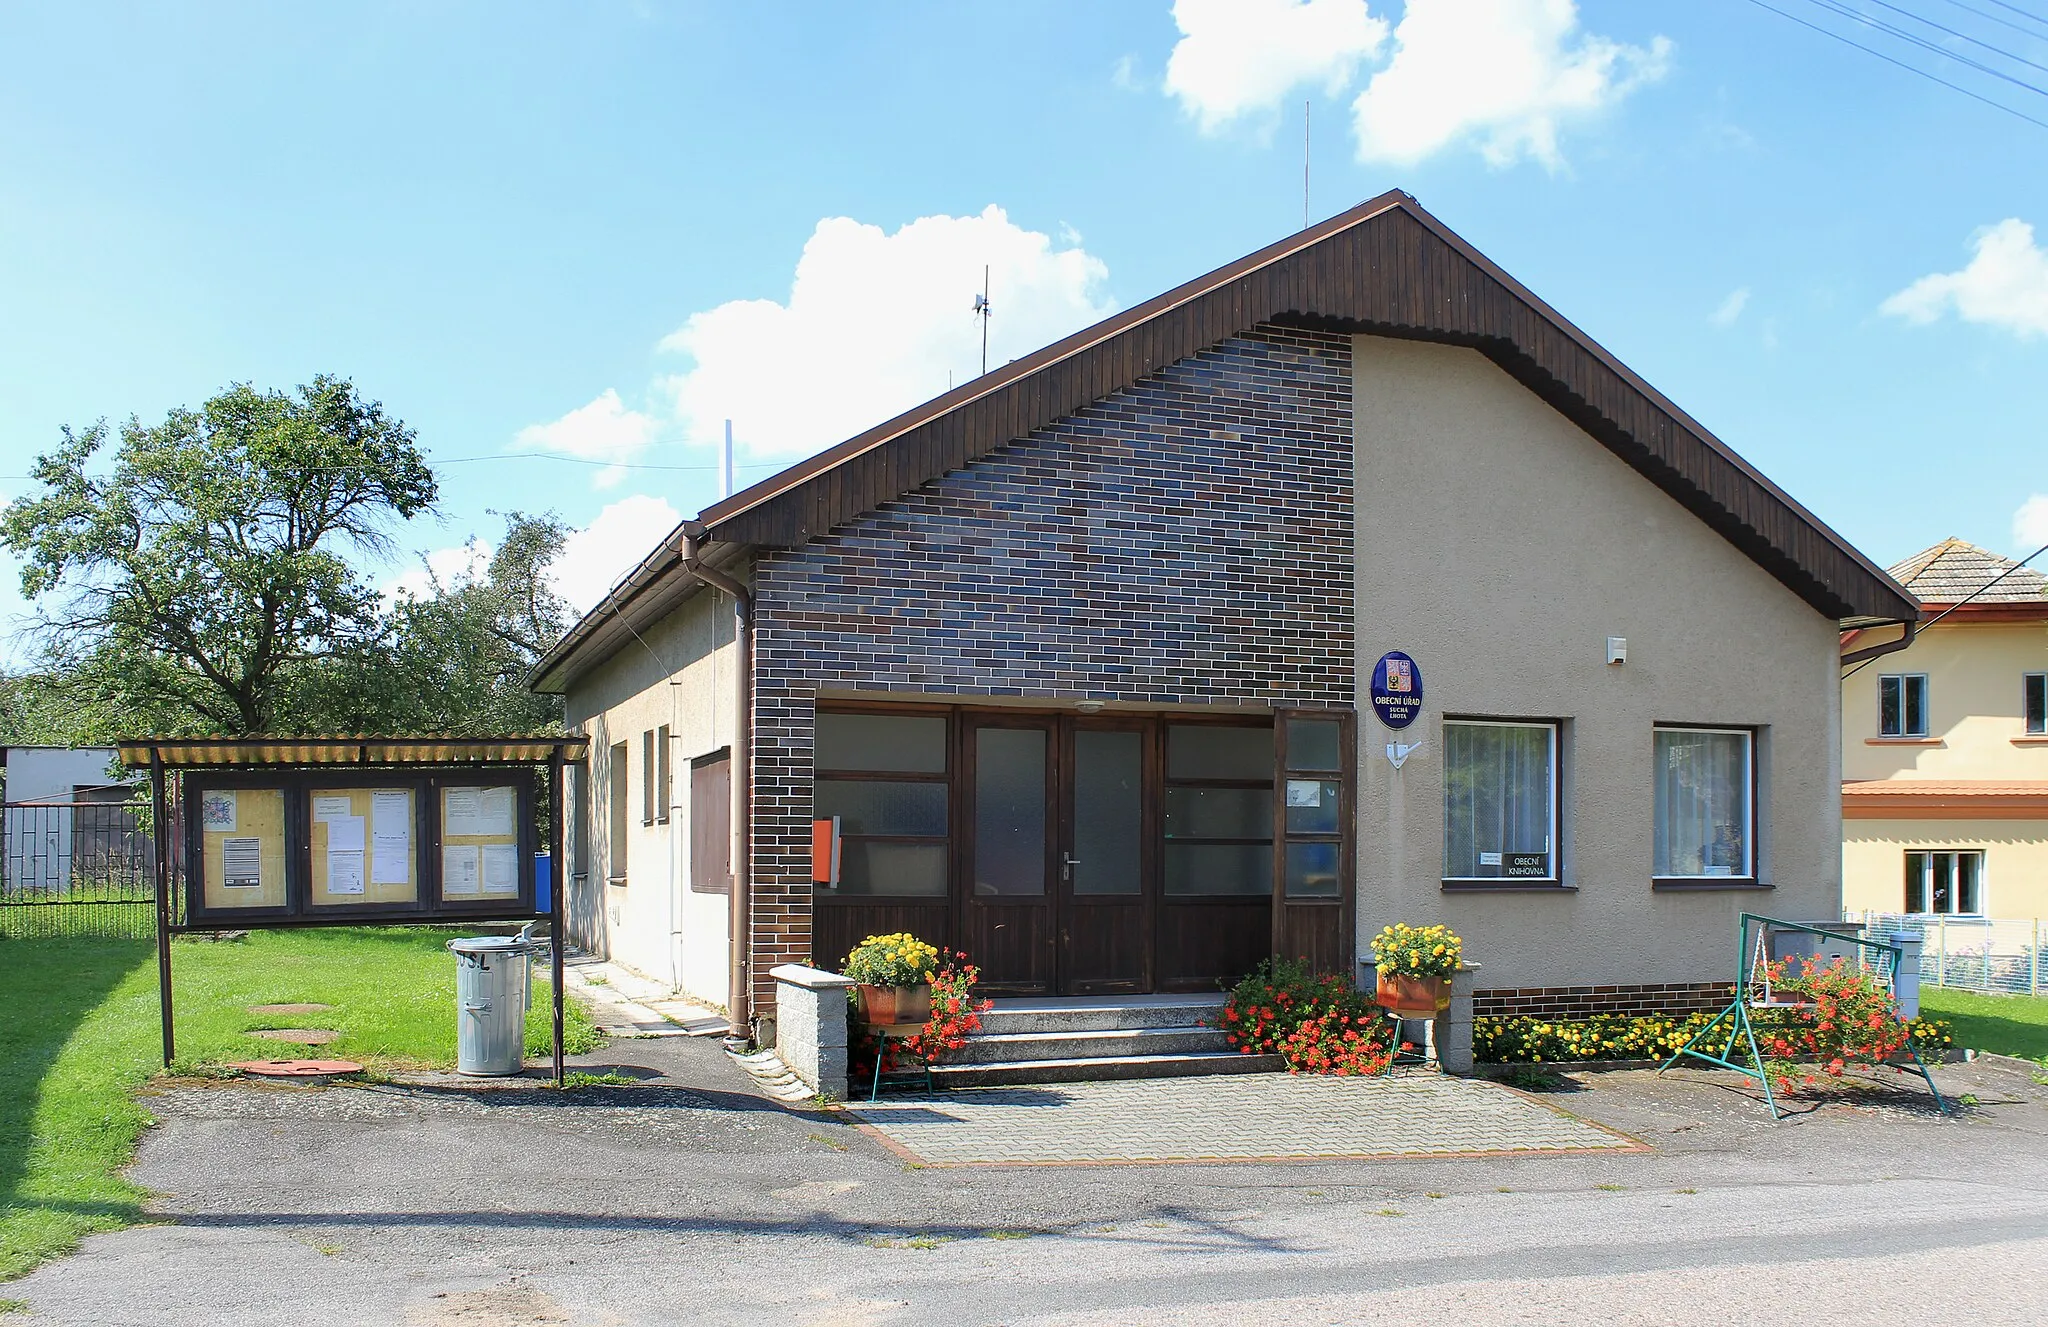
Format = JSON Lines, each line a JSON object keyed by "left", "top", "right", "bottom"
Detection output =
{"left": 115, "top": 736, "right": 588, "bottom": 769}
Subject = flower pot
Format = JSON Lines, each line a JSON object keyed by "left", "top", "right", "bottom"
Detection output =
{"left": 1376, "top": 972, "right": 1450, "bottom": 1015}
{"left": 856, "top": 983, "right": 932, "bottom": 1027}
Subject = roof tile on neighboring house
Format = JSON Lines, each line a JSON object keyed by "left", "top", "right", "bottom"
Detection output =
{"left": 1841, "top": 779, "right": 2048, "bottom": 817}
{"left": 1888, "top": 537, "right": 2048, "bottom": 605}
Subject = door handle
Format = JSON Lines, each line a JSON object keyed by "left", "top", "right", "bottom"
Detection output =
{"left": 1062, "top": 854, "right": 1080, "bottom": 882}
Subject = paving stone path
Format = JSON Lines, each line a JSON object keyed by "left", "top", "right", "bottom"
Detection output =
{"left": 846, "top": 1071, "right": 1640, "bottom": 1164}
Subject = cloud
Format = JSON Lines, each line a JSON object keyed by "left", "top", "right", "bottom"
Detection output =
{"left": 1881, "top": 218, "right": 2048, "bottom": 338}
{"left": 387, "top": 495, "right": 683, "bottom": 619}
{"left": 383, "top": 539, "right": 493, "bottom": 606}
{"left": 1163, "top": 0, "right": 1388, "bottom": 134}
{"left": 551, "top": 494, "right": 685, "bottom": 614}
{"left": 1351, "top": 0, "right": 1671, "bottom": 169}
{"left": 2017, "top": 495, "right": 2048, "bottom": 551}
{"left": 659, "top": 206, "right": 1114, "bottom": 459}
{"left": 514, "top": 388, "right": 663, "bottom": 489}
{"left": 1711, "top": 287, "right": 1750, "bottom": 327}
{"left": 1112, "top": 54, "right": 1143, "bottom": 92}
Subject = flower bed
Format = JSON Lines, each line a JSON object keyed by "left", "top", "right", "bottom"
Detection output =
{"left": 1214, "top": 957, "right": 1396, "bottom": 1076}
{"left": 849, "top": 948, "right": 991, "bottom": 1080}
{"left": 1476, "top": 1008, "right": 1955, "bottom": 1065}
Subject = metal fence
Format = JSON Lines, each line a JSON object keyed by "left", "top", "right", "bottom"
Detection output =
{"left": 1850, "top": 911, "right": 2046, "bottom": 997}
{"left": 0, "top": 796, "right": 156, "bottom": 939}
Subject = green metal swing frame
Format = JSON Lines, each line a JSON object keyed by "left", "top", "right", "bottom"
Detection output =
{"left": 1657, "top": 913, "right": 1949, "bottom": 1120}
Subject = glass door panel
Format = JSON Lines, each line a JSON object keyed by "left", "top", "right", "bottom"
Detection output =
{"left": 1072, "top": 730, "right": 1141, "bottom": 896}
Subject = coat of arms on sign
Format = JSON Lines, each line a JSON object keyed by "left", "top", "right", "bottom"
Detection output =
{"left": 1384, "top": 657, "right": 1412, "bottom": 693}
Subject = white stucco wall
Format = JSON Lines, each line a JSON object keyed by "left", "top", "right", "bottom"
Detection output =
{"left": 560, "top": 584, "right": 742, "bottom": 1006}
{"left": 1351, "top": 335, "right": 1844, "bottom": 990}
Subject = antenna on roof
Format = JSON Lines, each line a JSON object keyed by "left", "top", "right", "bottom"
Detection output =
{"left": 1303, "top": 99, "right": 1310, "bottom": 231}
{"left": 971, "top": 266, "right": 991, "bottom": 377}
{"left": 721, "top": 420, "right": 733, "bottom": 499}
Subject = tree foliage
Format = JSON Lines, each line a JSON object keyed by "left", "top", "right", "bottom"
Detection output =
{"left": 2, "top": 377, "right": 438, "bottom": 734}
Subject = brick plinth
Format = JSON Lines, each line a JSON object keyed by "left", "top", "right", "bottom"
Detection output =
{"left": 1473, "top": 982, "right": 1736, "bottom": 1020}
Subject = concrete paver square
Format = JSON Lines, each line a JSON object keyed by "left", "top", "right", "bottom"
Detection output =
{"left": 845, "top": 1072, "right": 1640, "bottom": 1164}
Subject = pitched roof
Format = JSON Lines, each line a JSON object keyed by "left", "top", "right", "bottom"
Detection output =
{"left": 533, "top": 190, "right": 1916, "bottom": 693}
{"left": 1887, "top": 537, "right": 2048, "bottom": 605}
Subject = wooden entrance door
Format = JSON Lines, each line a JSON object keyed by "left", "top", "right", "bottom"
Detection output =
{"left": 1056, "top": 720, "right": 1152, "bottom": 994}
{"left": 961, "top": 716, "right": 1056, "bottom": 993}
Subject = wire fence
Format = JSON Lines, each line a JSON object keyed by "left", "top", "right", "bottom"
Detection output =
{"left": 1850, "top": 911, "right": 2046, "bottom": 998}
{"left": 0, "top": 797, "right": 156, "bottom": 939}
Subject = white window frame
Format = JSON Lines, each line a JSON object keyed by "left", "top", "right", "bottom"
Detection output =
{"left": 1652, "top": 725, "right": 1755, "bottom": 881}
{"left": 1441, "top": 718, "right": 1559, "bottom": 884}
{"left": 2025, "top": 672, "right": 2046, "bottom": 736}
{"left": 1878, "top": 673, "right": 1929, "bottom": 738}
{"left": 1905, "top": 849, "right": 1985, "bottom": 916}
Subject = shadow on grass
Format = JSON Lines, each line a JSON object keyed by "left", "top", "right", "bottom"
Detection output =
{"left": 1919, "top": 992, "right": 2048, "bottom": 1062}
{"left": 0, "top": 937, "right": 157, "bottom": 1273}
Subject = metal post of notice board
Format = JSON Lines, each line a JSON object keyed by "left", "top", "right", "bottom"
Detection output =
{"left": 549, "top": 744, "right": 567, "bottom": 1088}
{"left": 152, "top": 749, "right": 174, "bottom": 1069}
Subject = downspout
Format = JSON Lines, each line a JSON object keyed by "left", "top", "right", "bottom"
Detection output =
{"left": 1839, "top": 620, "right": 1917, "bottom": 669}
{"left": 678, "top": 524, "right": 755, "bottom": 1045}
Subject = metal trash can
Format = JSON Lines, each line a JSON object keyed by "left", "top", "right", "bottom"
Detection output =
{"left": 448, "top": 934, "right": 546, "bottom": 1076}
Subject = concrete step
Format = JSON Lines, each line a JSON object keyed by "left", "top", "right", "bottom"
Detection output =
{"left": 948, "top": 1024, "right": 1230, "bottom": 1065}
{"left": 930, "top": 1050, "right": 1281, "bottom": 1088}
{"left": 976, "top": 997, "right": 1227, "bottom": 1036}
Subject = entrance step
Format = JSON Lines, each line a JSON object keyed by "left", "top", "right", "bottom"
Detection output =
{"left": 931, "top": 1049, "right": 1281, "bottom": 1088}
{"left": 949, "top": 1024, "right": 1228, "bottom": 1065}
{"left": 935, "top": 993, "right": 1273, "bottom": 1087}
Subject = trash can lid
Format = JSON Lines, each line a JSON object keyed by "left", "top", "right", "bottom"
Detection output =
{"left": 448, "top": 936, "right": 542, "bottom": 955}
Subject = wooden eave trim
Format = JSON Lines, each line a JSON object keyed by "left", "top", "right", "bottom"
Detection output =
{"left": 1913, "top": 603, "right": 2048, "bottom": 623}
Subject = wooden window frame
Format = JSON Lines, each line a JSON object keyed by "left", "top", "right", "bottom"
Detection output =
{"left": 814, "top": 703, "right": 952, "bottom": 901}
{"left": 1651, "top": 723, "right": 1762, "bottom": 890}
{"left": 1439, "top": 716, "right": 1562, "bottom": 888}
{"left": 608, "top": 740, "right": 629, "bottom": 883}
{"left": 656, "top": 725, "right": 672, "bottom": 825}
{"left": 2025, "top": 672, "right": 2046, "bottom": 736}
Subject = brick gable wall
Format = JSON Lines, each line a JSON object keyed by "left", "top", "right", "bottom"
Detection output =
{"left": 745, "top": 325, "right": 1356, "bottom": 1015}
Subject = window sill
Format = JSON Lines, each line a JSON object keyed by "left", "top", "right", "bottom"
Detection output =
{"left": 1865, "top": 737, "right": 1940, "bottom": 746}
{"left": 1652, "top": 878, "right": 1770, "bottom": 891}
{"left": 2012, "top": 737, "right": 2048, "bottom": 746}
{"left": 606, "top": 876, "right": 628, "bottom": 886}
{"left": 1441, "top": 881, "right": 1576, "bottom": 893}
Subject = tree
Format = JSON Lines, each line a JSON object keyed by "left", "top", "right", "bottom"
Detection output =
{"left": 1, "top": 377, "right": 438, "bottom": 734}
{"left": 295, "top": 512, "right": 571, "bottom": 735}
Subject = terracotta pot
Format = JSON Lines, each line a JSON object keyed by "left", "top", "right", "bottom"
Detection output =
{"left": 855, "top": 983, "right": 932, "bottom": 1027}
{"left": 1376, "top": 972, "right": 1451, "bottom": 1015}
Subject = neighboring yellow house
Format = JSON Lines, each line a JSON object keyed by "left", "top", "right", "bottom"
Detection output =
{"left": 1842, "top": 538, "right": 2048, "bottom": 920}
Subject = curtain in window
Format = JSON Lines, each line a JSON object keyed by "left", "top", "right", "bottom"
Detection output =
{"left": 1653, "top": 730, "right": 1750, "bottom": 877}
{"left": 1443, "top": 724, "right": 1552, "bottom": 878}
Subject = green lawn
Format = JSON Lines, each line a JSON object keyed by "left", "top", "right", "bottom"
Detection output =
{"left": 0, "top": 929, "right": 601, "bottom": 1281}
{"left": 1920, "top": 987, "right": 2048, "bottom": 1061}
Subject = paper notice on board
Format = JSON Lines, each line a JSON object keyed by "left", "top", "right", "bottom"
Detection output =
{"left": 202, "top": 792, "right": 237, "bottom": 833}
{"left": 370, "top": 791, "right": 411, "bottom": 884}
{"left": 312, "top": 795, "right": 352, "bottom": 822}
{"left": 327, "top": 815, "right": 366, "bottom": 852}
{"left": 327, "top": 850, "right": 365, "bottom": 895}
{"left": 445, "top": 786, "right": 516, "bottom": 838}
{"left": 478, "top": 786, "right": 515, "bottom": 837}
{"left": 222, "top": 836, "right": 262, "bottom": 887}
{"left": 480, "top": 843, "right": 520, "bottom": 896}
{"left": 443, "top": 844, "right": 481, "bottom": 896}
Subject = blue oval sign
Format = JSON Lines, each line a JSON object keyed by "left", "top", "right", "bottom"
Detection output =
{"left": 1370, "top": 651, "right": 1423, "bottom": 729}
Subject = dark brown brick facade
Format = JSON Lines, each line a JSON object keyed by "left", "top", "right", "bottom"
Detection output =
{"left": 745, "top": 325, "right": 1355, "bottom": 1014}
{"left": 1473, "top": 982, "right": 1736, "bottom": 1020}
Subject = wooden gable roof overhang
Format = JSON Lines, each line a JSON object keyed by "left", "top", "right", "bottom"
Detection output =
{"left": 532, "top": 191, "right": 1916, "bottom": 694}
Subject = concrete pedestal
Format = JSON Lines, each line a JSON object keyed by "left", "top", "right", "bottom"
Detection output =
{"left": 769, "top": 963, "right": 858, "bottom": 1101}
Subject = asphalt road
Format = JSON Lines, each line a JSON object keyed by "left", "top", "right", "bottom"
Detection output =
{"left": 9, "top": 1037, "right": 2047, "bottom": 1326}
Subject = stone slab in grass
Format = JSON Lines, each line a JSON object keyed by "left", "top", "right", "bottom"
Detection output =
{"left": 247, "top": 1003, "right": 334, "bottom": 1015}
{"left": 248, "top": 1028, "right": 340, "bottom": 1045}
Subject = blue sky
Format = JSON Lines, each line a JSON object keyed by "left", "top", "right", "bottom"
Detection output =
{"left": 2, "top": 0, "right": 2045, "bottom": 650}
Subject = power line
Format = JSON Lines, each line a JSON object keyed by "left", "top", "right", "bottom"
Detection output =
{"left": 1742, "top": 0, "right": 2048, "bottom": 130}
{"left": 433, "top": 451, "right": 781, "bottom": 472}
{"left": 1794, "top": 0, "right": 2048, "bottom": 98}
{"left": 1958, "top": 0, "right": 2048, "bottom": 38}
{"left": 1862, "top": 0, "right": 2048, "bottom": 77}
